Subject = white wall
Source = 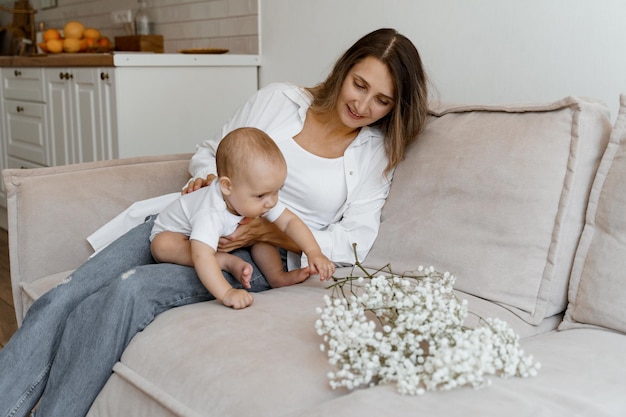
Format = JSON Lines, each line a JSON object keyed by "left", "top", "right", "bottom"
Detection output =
{"left": 260, "top": 0, "right": 626, "bottom": 117}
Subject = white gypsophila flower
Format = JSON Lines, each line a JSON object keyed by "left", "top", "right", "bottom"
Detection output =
{"left": 315, "top": 260, "right": 540, "bottom": 396}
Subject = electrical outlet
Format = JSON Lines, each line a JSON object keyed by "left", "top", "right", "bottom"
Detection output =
{"left": 111, "top": 9, "right": 133, "bottom": 24}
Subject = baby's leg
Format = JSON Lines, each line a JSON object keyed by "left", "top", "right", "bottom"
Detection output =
{"left": 251, "top": 243, "right": 311, "bottom": 288}
{"left": 151, "top": 231, "right": 192, "bottom": 265}
{"left": 151, "top": 233, "right": 252, "bottom": 288}
{"left": 215, "top": 252, "right": 253, "bottom": 289}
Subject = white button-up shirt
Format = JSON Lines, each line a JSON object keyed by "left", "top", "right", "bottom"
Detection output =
{"left": 190, "top": 82, "right": 393, "bottom": 267}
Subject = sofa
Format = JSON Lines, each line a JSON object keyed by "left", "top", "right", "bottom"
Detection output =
{"left": 4, "top": 93, "right": 626, "bottom": 417}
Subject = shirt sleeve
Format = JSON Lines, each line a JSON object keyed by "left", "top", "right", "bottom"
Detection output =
{"left": 263, "top": 200, "right": 287, "bottom": 223}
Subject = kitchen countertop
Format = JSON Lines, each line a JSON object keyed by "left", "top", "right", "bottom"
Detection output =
{"left": 0, "top": 53, "right": 261, "bottom": 68}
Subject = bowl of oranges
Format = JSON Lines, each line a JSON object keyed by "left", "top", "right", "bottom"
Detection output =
{"left": 39, "top": 21, "right": 113, "bottom": 54}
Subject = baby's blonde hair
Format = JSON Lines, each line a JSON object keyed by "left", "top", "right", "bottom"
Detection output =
{"left": 216, "top": 127, "right": 286, "bottom": 181}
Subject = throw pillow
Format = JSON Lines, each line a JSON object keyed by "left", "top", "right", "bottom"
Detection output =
{"left": 365, "top": 97, "right": 611, "bottom": 325}
{"left": 559, "top": 94, "right": 626, "bottom": 333}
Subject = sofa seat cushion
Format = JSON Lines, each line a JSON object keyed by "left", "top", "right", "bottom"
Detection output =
{"left": 86, "top": 272, "right": 555, "bottom": 417}
{"left": 365, "top": 97, "right": 611, "bottom": 325}
{"left": 560, "top": 94, "right": 626, "bottom": 333}
{"left": 87, "top": 280, "right": 340, "bottom": 417}
{"left": 280, "top": 329, "right": 626, "bottom": 417}
{"left": 19, "top": 270, "right": 73, "bottom": 317}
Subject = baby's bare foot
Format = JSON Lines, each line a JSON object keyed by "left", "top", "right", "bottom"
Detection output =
{"left": 267, "top": 267, "right": 311, "bottom": 288}
{"left": 217, "top": 253, "right": 253, "bottom": 288}
{"left": 236, "top": 263, "right": 253, "bottom": 288}
{"left": 290, "top": 267, "right": 311, "bottom": 284}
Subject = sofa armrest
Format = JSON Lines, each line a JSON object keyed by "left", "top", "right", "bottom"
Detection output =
{"left": 2, "top": 153, "right": 193, "bottom": 325}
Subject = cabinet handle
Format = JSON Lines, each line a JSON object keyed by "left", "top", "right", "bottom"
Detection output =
{"left": 59, "top": 72, "right": 74, "bottom": 80}
{"left": 16, "top": 106, "right": 24, "bottom": 113}
{"left": 14, "top": 69, "right": 22, "bottom": 77}
{"left": 100, "top": 72, "right": 109, "bottom": 80}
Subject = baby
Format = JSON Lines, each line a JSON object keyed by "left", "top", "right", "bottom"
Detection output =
{"left": 150, "top": 127, "right": 335, "bottom": 309}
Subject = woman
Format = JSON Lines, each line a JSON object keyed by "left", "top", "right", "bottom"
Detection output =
{"left": 0, "top": 28, "right": 428, "bottom": 417}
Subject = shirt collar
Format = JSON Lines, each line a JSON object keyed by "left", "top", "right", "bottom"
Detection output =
{"left": 283, "top": 84, "right": 312, "bottom": 121}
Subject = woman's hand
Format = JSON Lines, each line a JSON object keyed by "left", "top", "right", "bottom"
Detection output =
{"left": 182, "top": 174, "right": 216, "bottom": 194}
{"left": 218, "top": 217, "right": 300, "bottom": 253}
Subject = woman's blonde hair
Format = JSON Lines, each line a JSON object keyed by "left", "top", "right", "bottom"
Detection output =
{"left": 307, "top": 28, "right": 428, "bottom": 174}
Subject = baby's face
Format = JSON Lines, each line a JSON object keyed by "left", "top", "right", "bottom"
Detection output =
{"left": 225, "top": 160, "right": 287, "bottom": 219}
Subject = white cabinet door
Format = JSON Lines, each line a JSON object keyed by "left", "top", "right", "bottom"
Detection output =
{"left": 71, "top": 69, "right": 102, "bottom": 164}
{"left": 46, "top": 69, "right": 74, "bottom": 166}
{"left": 4, "top": 99, "right": 48, "bottom": 166}
{"left": 96, "top": 68, "right": 118, "bottom": 160}
{"left": 46, "top": 67, "right": 117, "bottom": 165}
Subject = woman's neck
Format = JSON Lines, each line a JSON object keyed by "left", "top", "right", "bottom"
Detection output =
{"left": 294, "top": 109, "right": 360, "bottom": 158}
{"left": 312, "top": 109, "right": 359, "bottom": 139}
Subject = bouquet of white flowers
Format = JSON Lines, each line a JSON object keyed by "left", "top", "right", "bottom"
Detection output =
{"left": 315, "top": 252, "right": 540, "bottom": 396}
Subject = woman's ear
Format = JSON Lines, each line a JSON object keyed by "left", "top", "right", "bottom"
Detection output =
{"left": 219, "top": 176, "right": 232, "bottom": 196}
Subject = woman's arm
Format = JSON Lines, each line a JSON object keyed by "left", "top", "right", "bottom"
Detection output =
{"left": 217, "top": 217, "right": 300, "bottom": 253}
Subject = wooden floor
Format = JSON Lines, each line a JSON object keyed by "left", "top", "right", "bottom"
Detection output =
{"left": 0, "top": 228, "right": 17, "bottom": 351}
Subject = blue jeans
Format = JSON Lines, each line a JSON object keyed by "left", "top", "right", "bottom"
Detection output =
{"left": 0, "top": 216, "right": 271, "bottom": 417}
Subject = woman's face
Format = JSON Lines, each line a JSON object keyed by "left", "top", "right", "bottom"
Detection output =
{"left": 336, "top": 56, "right": 395, "bottom": 129}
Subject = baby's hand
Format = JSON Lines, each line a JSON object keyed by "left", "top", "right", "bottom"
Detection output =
{"left": 222, "top": 288, "right": 254, "bottom": 309}
{"left": 308, "top": 252, "right": 335, "bottom": 281}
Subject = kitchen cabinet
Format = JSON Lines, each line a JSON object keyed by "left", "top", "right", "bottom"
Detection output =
{"left": 0, "top": 53, "right": 260, "bottom": 226}
{"left": 1, "top": 53, "right": 260, "bottom": 159}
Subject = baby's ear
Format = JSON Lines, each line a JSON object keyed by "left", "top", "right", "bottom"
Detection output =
{"left": 219, "top": 176, "right": 232, "bottom": 195}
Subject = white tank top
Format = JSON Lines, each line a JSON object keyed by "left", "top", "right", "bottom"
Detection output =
{"left": 278, "top": 138, "right": 347, "bottom": 230}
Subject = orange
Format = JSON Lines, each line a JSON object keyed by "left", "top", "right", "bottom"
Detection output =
{"left": 85, "top": 37, "right": 97, "bottom": 50}
{"left": 43, "top": 28, "right": 61, "bottom": 42}
{"left": 63, "top": 38, "right": 81, "bottom": 53}
{"left": 46, "top": 39, "right": 63, "bottom": 53}
{"left": 97, "top": 37, "right": 111, "bottom": 50}
{"left": 63, "top": 21, "right": 85, "bottom": 39}
{"left": 83, "top": 28, "right": 101, "bottom": 40}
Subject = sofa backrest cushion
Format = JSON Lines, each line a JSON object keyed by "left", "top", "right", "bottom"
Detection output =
{"left": 365, "top": 97, "right": 611, "bottom": 325}
{"left": 560, "top": 94, "right": 626, "bottom": 334}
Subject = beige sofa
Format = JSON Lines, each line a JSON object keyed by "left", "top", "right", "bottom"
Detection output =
{"left": 4, "top": 94, "right": 626, "bottom": 416}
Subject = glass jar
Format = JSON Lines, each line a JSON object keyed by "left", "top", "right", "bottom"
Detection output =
{"left": 134, "top": 0, "right": 152, "bottom": 35}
